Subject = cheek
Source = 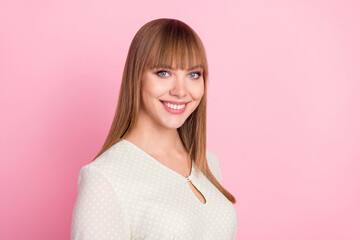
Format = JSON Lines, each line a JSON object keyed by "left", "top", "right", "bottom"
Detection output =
{"left": 190, "top": 81, "right": 205, "bottom": 100}
{"left": 142, "top": 79, "right": 164, "bottom": 98}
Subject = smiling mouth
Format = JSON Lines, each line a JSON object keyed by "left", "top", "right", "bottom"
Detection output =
{"left": 160, "top": 100, "right": 188, "bottom": 110}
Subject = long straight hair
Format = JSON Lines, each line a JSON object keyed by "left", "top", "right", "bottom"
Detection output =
{"left": 92, "top": 18, "right": 236, "bottom": 204}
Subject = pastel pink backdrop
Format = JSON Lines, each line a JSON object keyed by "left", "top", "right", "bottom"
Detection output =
{"left": 1, "top": 0, "right": 359, "bottom": 239}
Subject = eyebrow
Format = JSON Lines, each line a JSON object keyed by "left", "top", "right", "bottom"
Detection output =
{"left": 152, "top": 64, "right": 204, "bottom": 71}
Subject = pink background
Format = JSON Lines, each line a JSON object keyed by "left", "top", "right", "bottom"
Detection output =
{"left": 1, "top": 0, "right": 359, "bottom": 239}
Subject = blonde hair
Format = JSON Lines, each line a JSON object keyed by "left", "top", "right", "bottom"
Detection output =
{"left": 92, "top": 18, "right": 236, "bottom": 204}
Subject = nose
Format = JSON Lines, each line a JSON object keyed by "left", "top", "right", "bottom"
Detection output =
{"left": 169, "top": 75, "right": 187, "bottom": 98}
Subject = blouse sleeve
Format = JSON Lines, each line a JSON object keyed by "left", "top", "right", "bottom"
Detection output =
{"left": 207, "top": 150, "right": 223, "bottom": 184}
{"left": 70, "top": 165, "right": 131, "bottom": 240}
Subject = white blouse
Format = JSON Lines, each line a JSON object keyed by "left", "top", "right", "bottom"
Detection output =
{"left": 71, "top": 139, "right": 238, "bottom": 239}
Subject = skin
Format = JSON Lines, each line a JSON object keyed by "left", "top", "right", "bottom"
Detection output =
{"left": 124, "top": 65, "right": 204, "bottom": 177}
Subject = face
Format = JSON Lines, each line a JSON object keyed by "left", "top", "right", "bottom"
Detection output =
{"left": 140, "top": 65, "right": 205, "bottom": 129}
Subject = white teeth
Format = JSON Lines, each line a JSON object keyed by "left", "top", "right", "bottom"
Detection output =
{"left": 162, "top": 101, "right": 186, "bottom": 110}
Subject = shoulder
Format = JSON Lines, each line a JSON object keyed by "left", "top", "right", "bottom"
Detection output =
{"left": 206, "top": 149, "right": 220, "bottom": 166}
{"left": 77, "top": 140, "right": 131, "bottom": 184}
{"left": 206, "top": 149, "right": 222, "bottom": 183}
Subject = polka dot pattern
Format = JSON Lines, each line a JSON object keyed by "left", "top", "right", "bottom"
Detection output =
{"left": 71, "top": 139, "right": 238, "bottom": 239}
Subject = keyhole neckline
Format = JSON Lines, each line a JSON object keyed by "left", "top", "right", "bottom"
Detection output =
{"left": 122, "top": 139, "right": 196, "bottom": 183}
{"left": 122, "top": 139, "right": 208, "bottom": 207}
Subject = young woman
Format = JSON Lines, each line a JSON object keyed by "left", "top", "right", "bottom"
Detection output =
{"left": 71, "top": 18, "right": 238, "bottom": 239}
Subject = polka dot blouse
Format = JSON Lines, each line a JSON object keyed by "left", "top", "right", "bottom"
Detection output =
{"left": 71, "top": 139, "right": 238, "bottom": 239}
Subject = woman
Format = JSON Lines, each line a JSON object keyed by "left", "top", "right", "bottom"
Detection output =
{"left": 71, "top": 18, "right": 238, "bottom": 239}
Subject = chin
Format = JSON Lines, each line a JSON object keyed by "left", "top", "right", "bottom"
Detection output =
{"left": 162, "top": 119, "right": 186, "bottom": 129}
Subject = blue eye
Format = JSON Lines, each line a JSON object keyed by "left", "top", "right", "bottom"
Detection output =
{"left": 189, "top": 72, "right": 201, "bottom": 79}
{"left": 156, "top": 71, "right": 170, "bottom": 78}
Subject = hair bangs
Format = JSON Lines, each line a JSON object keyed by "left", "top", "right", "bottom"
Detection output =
{"left": 145, "top": 27, "right": 205, "bottom": 72}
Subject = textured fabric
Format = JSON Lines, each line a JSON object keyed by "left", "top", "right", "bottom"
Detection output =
{"left": 71, "top": 139, "right": 238, "bottom": 239}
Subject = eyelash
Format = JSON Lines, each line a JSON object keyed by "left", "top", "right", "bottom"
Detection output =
{"left": 155, "top": 70, "right": 202, "bottom": 79}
